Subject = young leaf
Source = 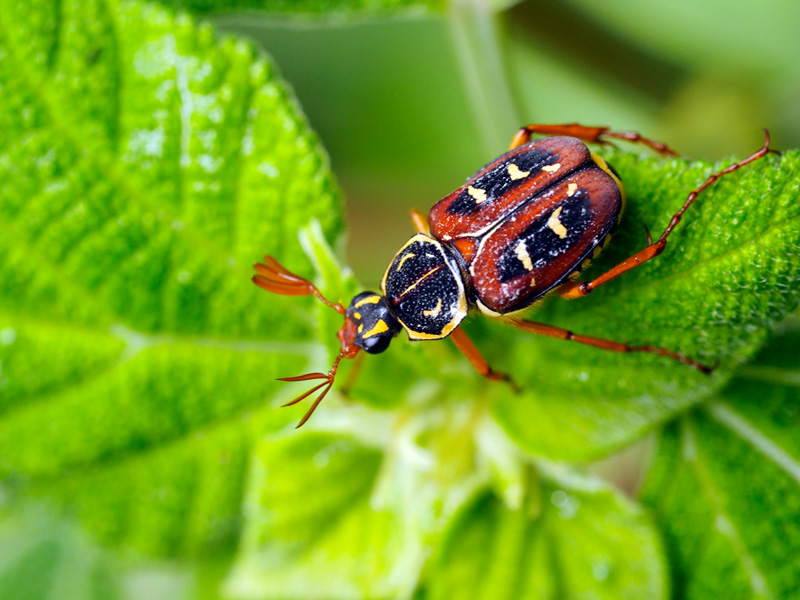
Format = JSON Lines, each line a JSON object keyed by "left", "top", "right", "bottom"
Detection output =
{"left": 426, "top": 465, "right": 668, "bottom": 600}
{"left": 640, "top": 326, "right": 800, "bottom": 599}
{"left": 488, "top": 149, "right": 800, "bottom": 461}
{"left": 228, "top": 414, "right": 668, "bottom": 599}
{"left": 0, "top": 0, "right": 340, "bottom": 556}
{"left": 226, "top": 431, "right": 431, "bottom": 599}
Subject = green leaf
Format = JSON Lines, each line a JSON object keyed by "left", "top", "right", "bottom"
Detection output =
{"left": 157, "top": 0, "right": 523, "bottom": 20}
{"left": 640, "top": 326, "right": 800, "bottom": 599}
{"left": 226, "top": 431, "right": 431, "bottom": 599}
{"left": 226, "top": 410, "right": 508, "bottom": 599}
{"left": 426, "top": 465, "right": 667, "bottom": 600}
{"left": 227, "top": 414, "right": 667, "bottom": 599}
{"left": 162, "top": 0, "right": 444, "bottom": 18}
{"left": 489, "top": 148, "right": 800, "bottom": 460}
{"left": 0, "top": 503, "right": 123, "bottom": 600}
{"left": 0, "top": 0, "right": 340, "bottom": 556}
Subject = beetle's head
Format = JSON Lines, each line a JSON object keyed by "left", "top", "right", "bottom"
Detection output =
{"left": 339, "top": 292, "right": 402, "bottom": 355}
{"left": 252, "top": 256, "right": 402, "bottom": 427}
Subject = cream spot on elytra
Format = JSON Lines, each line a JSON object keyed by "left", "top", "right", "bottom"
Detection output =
{"left": 507, "top": 163, "right": 530, "bottom": 180}
{"left": 467, "top": 186, "right": 487, "bottom": 204}
{"left": 548, "top": 206, "right": 568, "bottom": 239}
{"left": 514, "top": 240, "right": 534, "bottom": 271}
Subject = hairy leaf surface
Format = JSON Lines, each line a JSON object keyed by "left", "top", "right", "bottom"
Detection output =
{"left": 489, "top": 149, "right": 800, "bottom": 460}
{"left": 0, "top": 0, "right": 340, "bottom": 556}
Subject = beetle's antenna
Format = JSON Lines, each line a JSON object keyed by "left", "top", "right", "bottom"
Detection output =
{"left": 278, "top": 346, "right": 357, "bottom": 427}
{"left": 253, "top": 256, "right": 346, "bottom": 315}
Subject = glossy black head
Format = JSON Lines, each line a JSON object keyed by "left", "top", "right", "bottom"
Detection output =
{"left": 345, "top": 292, "right": 402, "bottom": 354}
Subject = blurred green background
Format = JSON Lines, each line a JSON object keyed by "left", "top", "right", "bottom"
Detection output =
{"left": 215, "top": 0, "right": 800, "bottom": 283}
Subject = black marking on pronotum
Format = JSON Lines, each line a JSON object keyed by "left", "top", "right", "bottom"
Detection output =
{"left": 383, "top": 236, "right": 465, "bottom": 338}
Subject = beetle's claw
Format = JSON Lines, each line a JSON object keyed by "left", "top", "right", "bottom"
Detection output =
{"left": 643, "top": 223, "right": 653, "bottom": 245}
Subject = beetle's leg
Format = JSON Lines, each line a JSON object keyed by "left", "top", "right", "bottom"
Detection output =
{"left": 558, "top": 130, "right": 776, "bottom": 300}
{"left": 509, "top": 123, "right": 678, "bottom": 156}
{"left": 410, "top": 209, "right": 429, "bottom": 234}
{"left": 253, "top": 256, "right": 346, "bottom": 315}
{"left": 339, "top": 351, "right": 365, "bottom": 397}
{"left": 508, "top": 319, "right": 713, "bottom": 373}
{"left": 449, "top": 328, "right": 519, "bottom": 391}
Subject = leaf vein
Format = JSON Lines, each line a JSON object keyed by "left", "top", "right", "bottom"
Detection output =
{"left": 681, "top": 419, "right": 773, "bottom": 599}
{"left": 706, "top": 401, "right": 800, "bottom": 484}
{"left": 0, "top": 15, "right": 249, "bottom": 282}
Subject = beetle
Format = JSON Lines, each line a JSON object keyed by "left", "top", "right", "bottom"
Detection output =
{"left": 254, "top": 123, "right": 776, "bottom": 427}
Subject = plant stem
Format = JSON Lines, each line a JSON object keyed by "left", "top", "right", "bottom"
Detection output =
{"left": 447, "top": 0, "right": 524, "bottom": 155}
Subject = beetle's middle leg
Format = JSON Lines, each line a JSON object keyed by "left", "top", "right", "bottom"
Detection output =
{"left": 449, "top": 328, "right": 519, "bottom": 391}
{"left": 557, "top": 130, "right": 776, "bottom": 300}
{"left": 508, "top": 123, "right": 678, "bottom": 156}
{"left": 508, "top": 319, "right": 712, "bottom": 373}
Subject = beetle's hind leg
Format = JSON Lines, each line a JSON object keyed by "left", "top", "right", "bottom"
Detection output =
{"left": 557, "top": 130, "right": 777, "bottom": 300}
{"left": 508, "top": 319, "right": 713, "bottom": 374}
{"left": 508, "top": 123, "right": 678, "bottom": 156}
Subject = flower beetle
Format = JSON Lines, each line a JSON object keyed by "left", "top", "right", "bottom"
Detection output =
{"left": 254, "top": 123, "right": 775, "bottom": 427}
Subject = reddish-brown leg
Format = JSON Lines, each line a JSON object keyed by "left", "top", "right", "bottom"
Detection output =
{"left": 339, "top": 351, "right": 365, "bottom": 397}
{"left": 509, "top": 123, "right": 678, "bottom": 156}
{"left": 449, "top": 328, "right": 519, "bottom": 391}
{"left": 558, "top": 130, "right": 777, "bottom": 300}
{"left": 509, "top": 319, "right": 712, "bottom": 373}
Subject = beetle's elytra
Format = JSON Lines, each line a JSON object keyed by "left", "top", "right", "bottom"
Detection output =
{"left": 254, "top": 123, "right": 777, "bottom": 427}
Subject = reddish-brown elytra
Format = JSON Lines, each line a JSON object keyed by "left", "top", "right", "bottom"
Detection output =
{"left": 254, "top": 123, "right": 777, "bottom": 427}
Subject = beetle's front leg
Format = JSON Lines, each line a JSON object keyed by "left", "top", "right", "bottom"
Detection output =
{"left": 508, "top": 123, "right": 678, "bottom": 156}
{"left": 449, "top": 328, "right": 519, "bottom": 391}
{"left": 410, "top": 209, "right": 429, "bottom": 234}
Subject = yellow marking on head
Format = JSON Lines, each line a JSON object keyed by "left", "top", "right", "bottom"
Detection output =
{"left": 355, "top": 295, "right": 381, "bottom": 308}
{"left": 423, "top": 298, "right": 443, "bottom": 318}
{"left": 467, "top": 186, "right": 487, "bottom": 204}
{"left": 353, "top": 311, "right": 361, "bottom": 319}
{"left": 358, "top": 324, "right": 364, "bottom": 333}
{"left": 547, "top": 206, "right": 568, "bottom": 239}
{"left": 567, "top": 183, "right": 578, "bottom": 197}
{"left": 542, "top": 163, "right": 562, "bottom": 173}
{"left": 514, "top": 240, "right": 533, "bottom": 271}
{"left": 507, "top": 163, "right": 530, "bottom": 180}
{"left": 400, "top": 266, "right": 440, "bottom": 297}
{"left": 362, "top": 319, "right": 389, "bottom": 339}
{"left": 396, "top": 252, "right": 416, "bottom": 271}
